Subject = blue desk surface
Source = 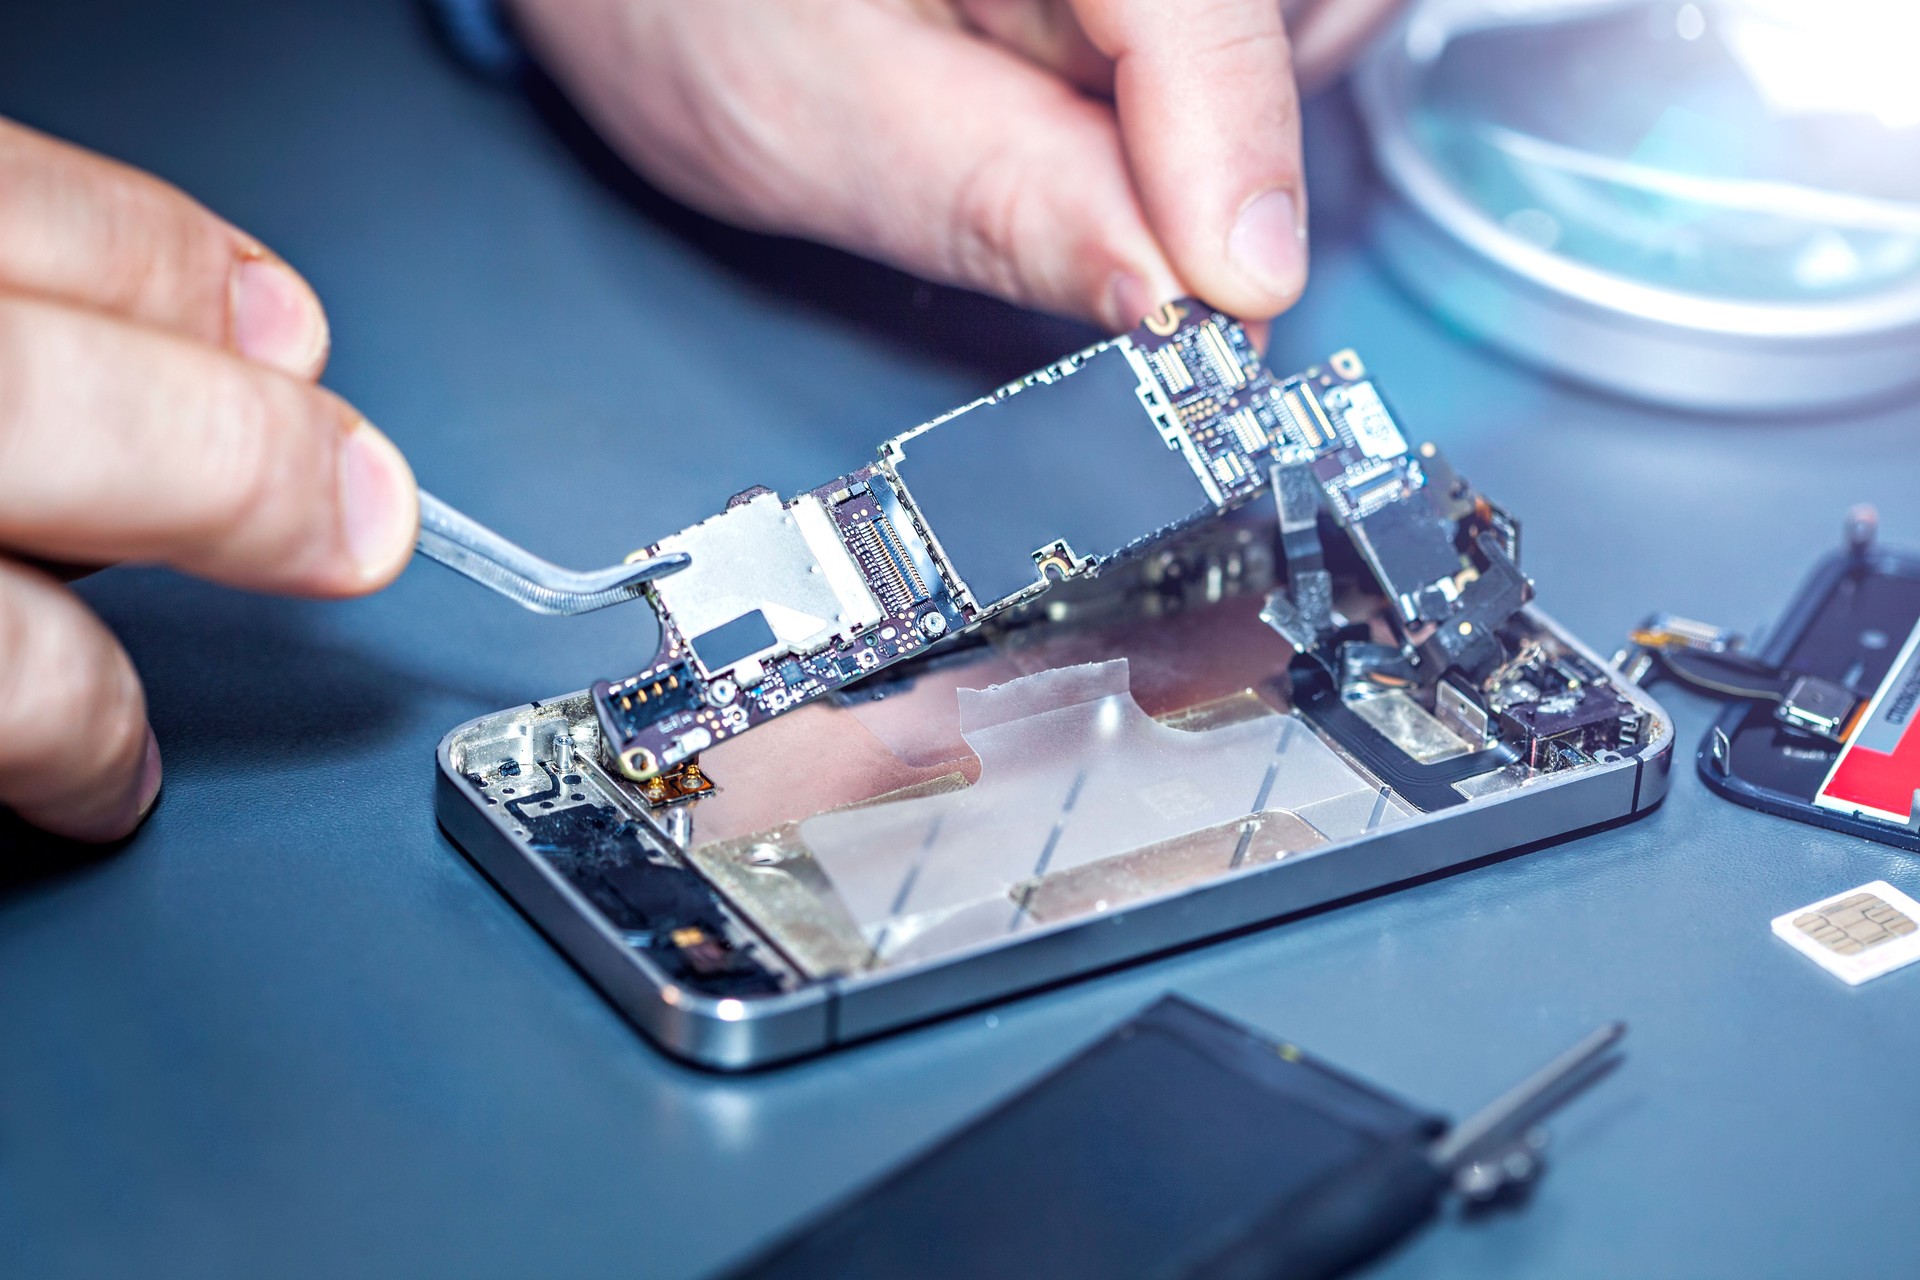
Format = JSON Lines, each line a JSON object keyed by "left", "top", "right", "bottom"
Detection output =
{"left": 5, "top": 3, "right": 1919, "bottom": 1276}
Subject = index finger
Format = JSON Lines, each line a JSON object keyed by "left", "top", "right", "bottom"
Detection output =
{"left": 1069, "top": 0, "right": 1307, "bottom": 319}
{"left": 0, "top": 117, "right": 330, "bottom": 379}
{"left": 0, "top": 295, "right": 416, "bottom": 596}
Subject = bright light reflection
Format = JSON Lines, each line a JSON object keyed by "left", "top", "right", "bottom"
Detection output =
{"left": 1724, "top": 0, "right": 1920, "bottom": 129}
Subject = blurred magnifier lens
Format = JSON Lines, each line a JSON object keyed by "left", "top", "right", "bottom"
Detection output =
{"left": 1359, "top": 0, "right": 1920, "bottom": 411}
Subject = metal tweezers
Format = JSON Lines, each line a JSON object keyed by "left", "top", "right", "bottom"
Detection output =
{"left": 415, "top": 490, "right": 688, "bottom": 616}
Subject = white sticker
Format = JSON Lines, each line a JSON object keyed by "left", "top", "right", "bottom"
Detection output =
{"left": 1343, "top": 382, "right": 1408, "bottom": 460}
{"left": 1771, "top": 880, "right": 1920, "bottom": 985}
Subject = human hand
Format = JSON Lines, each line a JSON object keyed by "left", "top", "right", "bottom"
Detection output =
{"left": 511, "top": 0, "right": 1403, "bottom": 332}
{"left": 0, "top": 119, "right": 417, "bottom": 842}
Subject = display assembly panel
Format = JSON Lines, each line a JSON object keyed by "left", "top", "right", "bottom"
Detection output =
{"left": 1625, "top": 533, "right": 1920, "bottom": 851}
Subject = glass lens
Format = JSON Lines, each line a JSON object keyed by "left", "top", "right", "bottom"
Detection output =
{"left": 1407, "top": 0, "right": 1920, "bottom": 301}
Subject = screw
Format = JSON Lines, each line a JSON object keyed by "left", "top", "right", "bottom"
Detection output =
{"left": 1845, "top": 504, "right": 1879, "bottom": 558}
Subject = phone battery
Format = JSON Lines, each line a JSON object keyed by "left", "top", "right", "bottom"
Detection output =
{"left": 1816, "top": 618, "right": 1920, "bottom": 827}
{"left": 724, "top": 996, "right": 1442, "bottom": 1280}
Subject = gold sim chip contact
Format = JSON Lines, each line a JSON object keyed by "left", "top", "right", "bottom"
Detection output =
{"left": 1771, "top": 880, "right": 1920, "bottom": 985}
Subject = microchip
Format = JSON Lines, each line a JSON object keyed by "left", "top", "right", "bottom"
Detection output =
{"left": 689, "top": 611, "right": 780, "bottom": 672}
{"left": 1771, "top": 881, "right": 1920, "bottom": 985}
{"left": 1339, "top": 381, "right": 1408, "bottom": 460}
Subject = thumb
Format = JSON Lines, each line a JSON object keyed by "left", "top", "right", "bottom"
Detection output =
{"left": 713, "top": 6, "right": 1188, "bottom": 330}
{"left": 1071, "top": 0, "right": 1309, "bottom": 319}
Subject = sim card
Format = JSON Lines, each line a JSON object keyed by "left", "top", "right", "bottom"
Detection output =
{"left": 1771, "top": 881, "right": 1920, "bottom": 985}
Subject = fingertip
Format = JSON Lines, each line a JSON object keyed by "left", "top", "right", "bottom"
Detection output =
{"left": 40, "top": 724, "right": 162, "bottom": 844}
{"left": 124, "top": 726, "right": 164, "bottom": 833}
{"left": 1240, "top": 316, "right": 1272, "bottom": 355}
{"left": 1097, "top": 237, "right": 1190, "bottom": 331}
{"left": 135, "top": 727, "right": 163, "bottom": 818}
{"left": 231, "top": 254, "right": 331, "bottom": 380}
{"left": 1083, "top": 0, "right": 1307, "bottom": 321}
{"left": 1103, "top": 269, "right": 1157, "bottom": 333}
{"left": 338, "top": 420, "right": 419, "bottom": 591}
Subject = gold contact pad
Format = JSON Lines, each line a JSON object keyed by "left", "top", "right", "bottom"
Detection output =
{"left": 1792, "top": 892, "right": 1918, "bottom": 955}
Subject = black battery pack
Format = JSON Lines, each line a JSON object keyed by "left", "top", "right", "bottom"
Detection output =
{"left": 723, "top": 996, "right": 1447, "bottom": 1280}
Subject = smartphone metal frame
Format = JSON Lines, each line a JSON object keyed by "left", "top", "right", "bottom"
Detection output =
{"left": 437, "top": 607, "right": 1672, "bottom": 1070}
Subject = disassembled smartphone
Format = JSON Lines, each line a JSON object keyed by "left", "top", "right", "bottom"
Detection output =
{"left": 437, "top": 301, "right": 1674, "bottom": 1069}
{"left": 1621, "top": 508, "right": 1920, "bottom": 851}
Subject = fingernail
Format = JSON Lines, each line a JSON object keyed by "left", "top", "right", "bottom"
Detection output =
{"left": 232, "top": 256, "right": 331, "bottom": 378}
{"left": 339, "top": 421, "right": 419, "bottom": 585}
{"left": 1227, "top": 188, "right": 1307, "bottom": 303}
{"left": 1106, "top": 271, "right": 1155, "bottom": 333}
{"left": 133, "top": 727, "right": 164, "bottom": 821}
